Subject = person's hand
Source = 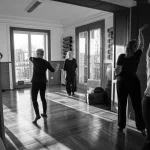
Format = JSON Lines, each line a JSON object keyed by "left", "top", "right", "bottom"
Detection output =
{"left": 114, "top": 66, "right": 122, "bottom": 75}
{"left": 139, "top": 24, "right": 148, "bottom": 32}
{"left": 55, "top": 63, "right": 60, "bottom": 72}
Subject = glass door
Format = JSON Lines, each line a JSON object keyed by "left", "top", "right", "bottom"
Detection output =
{"left": 76, "top": 21, "right": 104, "bottom": 90}
{"left": 78, "top": 29, "right": 102, "bottom": 86}
{"left": 13, "top": 31, "right": 48, "bottom": 87}
{"left": 89, "top": 28, "right": 101, "bottom": 82}
{"left": 14, "top": 32, "right": 30, "bottom": 84}
{"left": 79, "top": 31, "right": 88, "bottom": 84}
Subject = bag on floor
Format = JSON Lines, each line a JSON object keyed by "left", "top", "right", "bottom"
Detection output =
{"left": 88, "top": 87, "right": 106, "bottom": 105}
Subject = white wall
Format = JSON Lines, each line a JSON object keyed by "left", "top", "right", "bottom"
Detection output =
{"left": 63, "top": 12, "right": 113, "bottom": 63}
{"left": 0, "top": 17, "right": 64, "bottom": 62}
{"left": 0, "top": 24, "right": 10, "bottom": 62}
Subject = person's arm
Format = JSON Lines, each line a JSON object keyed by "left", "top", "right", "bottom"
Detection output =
{"left": 74, "top": 59, "right": 78, "bottom": 75}
{"left": 63, "top": 60, "right": 67, "bottom": 78}
{"left": 137, "top": 24, "right": 148, "bottom": 51}
{"left": 74, "top": 59, "right": 77, "bottom": 69}
{"left": 114, "top": 54, "right": 123, "bottom": 76}
{"left": 47, "top": 62, "right": 60, "bottom": 73}
{"left": 114, "top": 65, "right": 122, "bottom": 76}
{"left": 144, "top": 43, "right": 150, "bottom": 95}
{"left": 29, "top": 57, "right": 35, "bottom": 63}
{"left": 147, "top": 43, "right": 150, "bottom": 58}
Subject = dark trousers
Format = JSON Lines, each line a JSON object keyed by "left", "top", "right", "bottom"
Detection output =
{"left": 116, "top": 76, "right": 145, "bottom": 130}
{"left": 142, "top": 96, "right": 150, "bottom": 140}
{"left": 66, "top": 75, "right": 76, "bottom": 95}
{"left": 31, "top": 82, "right": 47, "bottom": 116}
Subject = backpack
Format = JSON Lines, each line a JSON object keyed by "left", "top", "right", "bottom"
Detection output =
{"left": 94, "top": 87, "right": 104, "bottom": 93}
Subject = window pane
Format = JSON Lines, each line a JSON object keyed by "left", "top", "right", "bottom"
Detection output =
{"left": 90, "top": 29, "right": 101, "bottom": 80}
{"left": 31, "top": 34, "right": 45, "bottom": 57}
{"left": 79, "top": 31, "right": 88, "bottom": 84}
{"left": 14, "top": 33, "right": 30, "bottom": 84}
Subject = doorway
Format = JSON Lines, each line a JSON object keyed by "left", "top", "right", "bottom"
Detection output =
{"left": 10, "top": 28, "right": 50, "bottom": 89}
{"left": 76, "top": 20, "right": 104, "bottom": 90}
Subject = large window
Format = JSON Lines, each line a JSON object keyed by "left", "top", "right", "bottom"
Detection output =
{"left": 10, "top": 28, "right": 50, "bottom": 88}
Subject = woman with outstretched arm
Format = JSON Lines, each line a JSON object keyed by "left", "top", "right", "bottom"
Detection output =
{"left": 115, "top": 24, "right": 148, "bottom": 137}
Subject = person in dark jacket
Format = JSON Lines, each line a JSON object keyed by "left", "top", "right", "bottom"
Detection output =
{"left": 115, "top": 24, "right": 148, "bottom": 136}
{"left": 64, "top": 51, "right": 77, "bottom": 96}
{"left": 30, "top": 49, "right": 59, "bottom": 123}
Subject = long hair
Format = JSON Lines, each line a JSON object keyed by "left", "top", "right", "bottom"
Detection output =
{"left": 126, "top": 39, "right": 138, "bottom": 56}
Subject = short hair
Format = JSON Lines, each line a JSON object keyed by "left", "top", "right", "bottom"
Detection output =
{"left": 66, "top": 51, "right": 72, "bottom": 59}
{"left": 37, "top": 49, "right": 44, "bottom": 56}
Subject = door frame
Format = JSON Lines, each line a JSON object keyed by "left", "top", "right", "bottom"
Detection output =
{"left": 10, "top": 27, "right": 51, "bottom": 89}
{"left": 75, "top": 20, "right": 105, "bottom": 90}
{"left": 0, "top": 59, "right": 5, "bottom": 144}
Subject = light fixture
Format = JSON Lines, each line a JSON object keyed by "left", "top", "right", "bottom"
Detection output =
{"left": 26, "top": 0, "right": 44, "bottom": 13}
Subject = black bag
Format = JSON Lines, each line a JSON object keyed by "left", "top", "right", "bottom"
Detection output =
{"left": 94, "top": 87, "right": 104, "bottom": 93}
{"left": 88, "top": 87, "right": 105, "bottom": 105}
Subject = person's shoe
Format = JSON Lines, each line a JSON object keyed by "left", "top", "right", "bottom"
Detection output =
{"left": 142, "top": 140, "right": 150, "bottom": 150}
{"left": 141, "top": 129, "right": 147, "bottom": 137}
{"left": 118, "top": 127, "right": 124, "bottom": 132}
{"left": 68, "top": 93, "right": 71, "bottom": 96}
{"left": 72, "top": 92, "right": 75, "bottom": 96}
{"left": 41, "top": 113, "right": 47, "bottom": 118}
{"left": 32, "top": 115, "right": 41, "bottom": 124}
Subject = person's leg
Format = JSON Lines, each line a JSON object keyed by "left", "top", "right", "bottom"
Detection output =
{"left": 142, "top": 96, "right": 150, "bottom": 141}
{"left": 39, "top": 82, "right": 47, "bottom": 117}
{"left": 66, "top": 76, "right": 71, "bottom": 95}
{"left": 71, "top": 76, "right": 76, "bottom": 95}
{"left": 117, "top": 78, "right": 128, "bottom": 130}
{"left": 129, "top": 78, "right": 145, "bottom": 135}
{"left": 31, "top": 83, "right": 41, "bottom": 123}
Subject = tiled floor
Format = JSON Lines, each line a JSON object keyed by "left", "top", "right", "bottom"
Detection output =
{"left": 2, "top": 86, "right": 146, "bottom": 149}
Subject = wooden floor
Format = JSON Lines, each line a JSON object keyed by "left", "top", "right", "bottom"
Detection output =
{"left": 2, "top": 86, "right": 146, "bottom": 150}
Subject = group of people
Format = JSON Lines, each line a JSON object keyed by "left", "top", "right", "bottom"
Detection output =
{"left": 29, "top": 49, "right": 77, "bottom": 123}
{"left": 115, "top": 24, "right": 150, "bottom": 148}
{"left": 29, "top": 24, "right": 149, "bottom": 148}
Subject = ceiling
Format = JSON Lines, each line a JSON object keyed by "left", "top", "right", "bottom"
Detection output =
{"left": 0, "top": 0, "right": 136, "bottom": 27}
{"left": 100, "top": 0, "right": 136, "bottom": 7}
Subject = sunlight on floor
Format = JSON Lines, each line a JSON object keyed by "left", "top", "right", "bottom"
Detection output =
{"left": 4, "top": 104, "right": 72, "bottom": 150}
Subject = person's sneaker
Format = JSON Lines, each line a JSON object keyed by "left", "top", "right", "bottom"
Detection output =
{"left": 32, "top": 115, "right": 41, "bottom": 123}
{"left": 141, "top": 129, "right": 147, "bottom": 137}
{"left": 142, "top": 140, "right": 150, "bottom": 150}
{"left": 72, "top": 92, "right": 75, "bottom": 96}
{"left": 41, "top": 113, "right": 47, "bottom": 118}
{"left": 118, "top": 127, "right": 124, "bottom": 132}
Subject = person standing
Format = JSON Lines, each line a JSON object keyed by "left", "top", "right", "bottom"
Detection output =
{"left": 30, "top": 49, "right": 59, "bottom": 123}
{"left": 64, "top": 51, "right": 77, "bottom": 96}
{"left": 142, "top": 43, "right": 150, "bottom": 149}
{"left": 115, "top": 24, "right": 148, "bottom": 136}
